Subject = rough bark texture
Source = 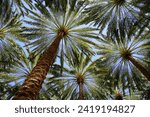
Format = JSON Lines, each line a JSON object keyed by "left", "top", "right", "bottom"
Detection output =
{"left": 13, "top": 33, "right": 64, "bottom": 100}
{"left": 128, "top": 56, "right": 150, "bottom": 81}
{"left": 79, "top": 82, "right": 84, "bottom": 100}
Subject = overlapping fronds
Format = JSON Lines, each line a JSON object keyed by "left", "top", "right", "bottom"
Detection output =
{"left": 96, "top": 31, "right": 150, "bottom": 89}
{"left": 84, "top": 0, "right": 140, "bottom": 36}
{"left": 44, "top": 52, "right": 110, "bottom": 100}
{"left": 0, "top": 1, "right": 26, "bottom": 63}
{"left": 24, "top": 0, "right": 98, "bottom": 60}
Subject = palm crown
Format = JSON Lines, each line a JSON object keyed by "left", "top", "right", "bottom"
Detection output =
{"left": 97, "top": 32, "right": 150, "bottom": 81}
{"left": 13, "top": 0, "right": 99, "bottom": 100}
{"left": 25, "top": 1, "right": 98, "bottom": 58}
{"left": 84, "top": 0, "right": 140, "bottom": 36}
{"left": 45, "top": 52, "right": 109, "bottom": 100}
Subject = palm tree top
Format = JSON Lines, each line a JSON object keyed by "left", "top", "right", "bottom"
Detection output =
{"left": 97, "top": 32, "right": 150, "bottom": 79}
{"left": 25, "top": 0, "right": 98, "bottom": 58}
{"left": 45, "top": 52, "right": 109, "bottom": 100}
{"left": 84, "top": 0, "right": 139, "bottom": 35}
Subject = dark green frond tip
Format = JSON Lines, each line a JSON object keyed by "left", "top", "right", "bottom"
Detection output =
{"left": 111, "top": 0, "right": 126, "bottom": 5}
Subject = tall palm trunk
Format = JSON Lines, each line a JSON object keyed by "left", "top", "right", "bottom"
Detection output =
{"left": 13, "top": 32, "right": 64, "bottom": 100}
{"left": 79, "top": 82, "right": 84, "bottom": 100}
{"left": 128, "top": 56, "right": 150, "bottom": 81}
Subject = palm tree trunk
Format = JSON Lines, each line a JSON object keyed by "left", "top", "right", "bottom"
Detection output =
{"left": 13, "top": 32, "right": 64, "bottom": 100}
{"left": 79, "top": 82, "right": 84, "bottom": 100}
{"left": 128, "top": 56, "right": 150, "bottom": 81}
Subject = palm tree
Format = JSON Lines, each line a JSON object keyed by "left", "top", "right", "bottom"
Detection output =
{"left": 95, "top": 59, "right": 146, "bottom": 100}
{"left": 13, "top": 0, "right": 98, "bottom": 100}
{"left": 44, "top": 52, "right": 109, "bottom": 100}
{"left": 0, "top": 0, "right": 148, "bottom": 100}
{"left": 84, "top": 0, "right": 141, "bottom": 36}
{"left": 0, "top": 0, "right": 25, "bottom": 97}
{"left": 96, "top": 32, "right": 150, "bottom": 81}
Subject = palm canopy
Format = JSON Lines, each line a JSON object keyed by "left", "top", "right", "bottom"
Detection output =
{"left": 84, "top": 0, "right": 140, "bottom": 35}
{"left": 45, "top": 52, "right": 110, "bottom": 100}
{"left": 0, "top": 1, "right": 26, "bottom": 63}
{"left": 96, "top": 31, "right": 150, "bottom": 82}
{"left": 92, "top": 56, "right": 146, "bottom": 99}
{"left": 13, "top": 0, "right": 100, "bottom": 100}
{"left": 24, "top": 0, "right": 98, "bottom": 59}
{"left": 0, "top": 0, "right": 149, "bottom": 100}
{"left": 12, "top": 0, "right": 99, "bottom": 100}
